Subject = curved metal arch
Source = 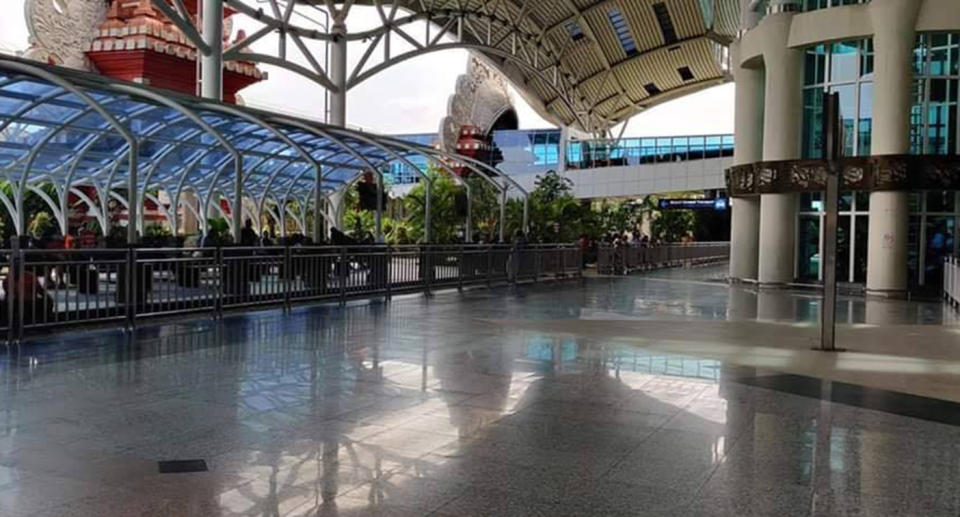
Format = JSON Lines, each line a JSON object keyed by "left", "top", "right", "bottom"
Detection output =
{"left": 4, "top": 92, "right": 134, "bottom": 209}
{"left": 143, "top": 191, "right": 174, "bottom": 233}
{"left": 218, "top": 1, "right": 585, "bottom": 129}
{"left": 0, "top": 89, "right": 136, "bottom": 177}
{"left": 59, "top": 104, "right": 171, "bottom": 234}
{"left": 0, "top": 58, "right": 138, "bottom": 238}
{"left": 67, "top": 186, "right": 106, "bottom": 235}
{"left": 379, "top": 135, "right": 530, "bottom": 234}
{"left": 197, "top": 102, "right": 320, "bottom": 171}
{"left": 103, "top": 82, "right": 244, "bottom": 241}
{"left": 224, "top": 53, "right": 339, "bottom": 93}
{"left": 299, "top": 126, "right": 398, "bottom": 241}
{"left": 346, "top": 42, "right": 581, "bottom": 122}
{"left": 375, "top": 139, "right": 509, "bottom": 243}
{"left": 24, "top": 184, "right": 64, "bottom": 234}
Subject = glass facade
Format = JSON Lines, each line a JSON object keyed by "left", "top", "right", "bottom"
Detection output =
{"left": 388, "top": 130, "right": 733, "bottom": 185}
{"left": 801, "top": 39, "right": 874, "bottom": 159}
{"left": 386, "top": 133, "right": 436, "bottom": 185}
{"left": 802, "top": 0, "right": 868, "bottom": 12}
{"left": 797, "top": 192, "right": 870, "bottom": 284}
{"left": 490, "top": 129, "right": 561, "bottom": 175}
{"left": 911, "top": 34, "right": 960, "bottom": 156}
{"left": 567, "top": 135, "right": 733, "bottom": 169}
{"left": 797, "top": 33, "right": 960, "bottom": 288}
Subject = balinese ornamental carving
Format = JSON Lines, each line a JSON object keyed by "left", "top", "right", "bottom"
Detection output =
{"left": 23, "top": 0, "right": 108, "bottom": 70}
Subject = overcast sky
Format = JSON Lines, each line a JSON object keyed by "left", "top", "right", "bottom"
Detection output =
{"left": 1, "top": 2, "right": 733, "bottom": 137}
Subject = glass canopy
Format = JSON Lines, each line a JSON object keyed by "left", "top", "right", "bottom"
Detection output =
{"left": 0, "top": 56, "right": 504, "bottom": 239}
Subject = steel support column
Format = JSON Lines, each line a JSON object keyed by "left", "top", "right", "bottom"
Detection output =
{"left": 313, "top": 172, "right": 323, "bottom": 242}
{"left": 201, "top": 0, "right": 224, "bottom": 100}
{"left": 499, "top": 185, "right": 507, "bottom": 243}
{"left": 329, "top": 20, "right": 347, "bottom": 127}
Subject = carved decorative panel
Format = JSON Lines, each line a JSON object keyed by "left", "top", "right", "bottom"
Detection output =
{"left": 726, "top": 155, "right": 960, "bottom": 197}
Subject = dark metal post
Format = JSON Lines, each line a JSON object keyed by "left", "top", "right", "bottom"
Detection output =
{"left": 7, "top": 237, "right": 19, "bottom": 345}
{"left": 339, "top": 246, "right": 347, "bottom": 306}
{"left": 215, "top": 246, "right": 224, "bottom": 319}
{"left": 126, "top": 246, "right": 137, "bottom": 332}
{"left": 458, "top": 245, "right": 464, "bottom": 291}
{"left": 283, "top": 245, "right": 292, "bottom": 312}
{"left": 385, "top": 245, "right": 392, "bottom": 301}
{"left": 818, "top": 92, "right": 843, "bottom": 352}
{"left": 486, "top": 245, "right": 493, "bottom": 287}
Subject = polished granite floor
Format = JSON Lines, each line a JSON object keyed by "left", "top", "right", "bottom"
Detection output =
{"left": 2, "top": 265, "right": 960, "bottom": 516}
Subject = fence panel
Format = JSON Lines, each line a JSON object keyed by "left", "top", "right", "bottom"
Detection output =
{"left": 1, "top": 243, "right": 582, "bottom": 341}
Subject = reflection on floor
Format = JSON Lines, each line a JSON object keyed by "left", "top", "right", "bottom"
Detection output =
{"left": 1, "top": 263, "right": 959, "bottom": 516}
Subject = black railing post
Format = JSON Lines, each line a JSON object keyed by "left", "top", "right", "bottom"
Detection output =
{"left": 486, "top": 245, "right": 493, "bottom": 287}
{"left": 215, "top": 246, "right": 224, "bottom": 320}
{"left": 7, "top": 238, "right": 19, "bottom": 345}
{"left": 533, "top": 247, "right": 540, "bottom": 283}
{"left": 458, "top": 245, "right": 464, "bottom": 291}
{"left": 283, "top": 245, "right": 292, "bottom": 312}
{"left": 424, "top": 246, "right": 433, "bottom": 296}
{"left": 125, "top": 246, "right": 137, "bottom": 332}
{"left": 339, "top": 246, "right": 348, "bottom": 306}
{"left": 385, "top": 245, "right": 393, "bottom": 302}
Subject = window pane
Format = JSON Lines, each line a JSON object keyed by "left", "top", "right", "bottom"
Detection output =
{"left": 802, "top": 88, "right": 824, "bottom": 159}
{"left": 927, "top": 191, "right": 955, "bottom": 212}
{"left": 830, "top": 41, "right": 859, "bottom": 83}
{"left": 805, "top": 46, "right": 827, "bottom": 86}
{"left": 858, "top": 82, "right": 873, "bottom": 156}
{"left": 830, "top": 84, "right": 856, "bottom": 157}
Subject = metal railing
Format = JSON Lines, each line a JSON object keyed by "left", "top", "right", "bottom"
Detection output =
{"left": 945, "top": 257, "right": 960, "bottom": 308}
{"left": 0, "top": 243, "right": 581, "bottom": 342}
{"left": 596, "top": 243, "right": 731, "bottom": 275}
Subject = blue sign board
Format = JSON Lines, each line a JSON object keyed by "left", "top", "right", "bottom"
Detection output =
{"left": 658, "top": 198, "right": 728, "bottom": 211}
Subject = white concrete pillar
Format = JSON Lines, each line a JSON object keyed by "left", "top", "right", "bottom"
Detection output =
{"left": 865, "top": 0, "right": 921, "bottom": 298}
{"left": 758, "top": 13, "right": 803, "bottom": 286}
{"left": 729, "top": 41, "right": 764, "bottom": 282}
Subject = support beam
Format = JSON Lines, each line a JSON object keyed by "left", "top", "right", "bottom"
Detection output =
{"left": 329, "top": 20, "right": 348, "bottom": 127}
{"left": 201, "top": 0, "right": 224, "bottom": 100}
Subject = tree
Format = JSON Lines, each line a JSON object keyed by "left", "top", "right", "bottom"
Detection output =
{"left": 404, "top": 167, "right": 464, "bottom": 244}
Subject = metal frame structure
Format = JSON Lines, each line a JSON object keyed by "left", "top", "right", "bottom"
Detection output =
{"left": 0, "top": 55, "right": 509, "bottom": 244}
{"left": 153, "top": 0, "right": 738, "bottom": 134}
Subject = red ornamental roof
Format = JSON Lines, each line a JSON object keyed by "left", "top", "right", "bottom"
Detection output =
{"left": 83, "top": 0, "right": 264, "bottom": 103}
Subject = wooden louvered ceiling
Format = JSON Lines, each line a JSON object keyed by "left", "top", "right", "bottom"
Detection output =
{"left": 344, "top": 0, "right": 737, "bottom": 134}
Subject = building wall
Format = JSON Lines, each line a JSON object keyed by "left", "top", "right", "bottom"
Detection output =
{"left": 509, "top": 157, "right": 731, "bottom": 199}
{"left": 730, "top": 0, "right": 960, "bottom": 295}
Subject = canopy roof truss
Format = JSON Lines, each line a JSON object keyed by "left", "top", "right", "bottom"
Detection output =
{"left": 156, "top": 0, "right": 739, "bottom": 134}
{"left": 0, "top": 56, "right": 522, "bottom": 241}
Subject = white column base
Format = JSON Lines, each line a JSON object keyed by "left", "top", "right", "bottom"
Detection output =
{"left": 758, "top": 193, "right": 796, "bottom": 286}
{"left": 729, "top": 197, "right": 760, "bottom": 282}
{"left": 866, "top": 191, "right": 908, "bottom": 297}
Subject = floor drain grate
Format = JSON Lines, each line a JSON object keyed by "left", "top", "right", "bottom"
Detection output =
{"left": 158, "top": 459, "right": 208, "bottom": 474}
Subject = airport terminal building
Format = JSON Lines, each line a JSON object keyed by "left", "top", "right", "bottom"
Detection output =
{"left": 728, "top": 0, "right": 960, "bottom": 295}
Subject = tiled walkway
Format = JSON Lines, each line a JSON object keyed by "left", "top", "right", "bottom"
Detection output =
{"left": 2, "top": 265, "right": 960, "bottom": 516}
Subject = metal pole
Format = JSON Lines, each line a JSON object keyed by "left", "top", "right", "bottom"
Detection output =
{"left": 818, "top": 92, "right": 843, "bottom": 352}
{"left": 232, "top": 160, "right": 242, "bottom": 244}
{"left": 201, "top": 0, "right": 224, "bottom": 100}
{"left": 424, "top": 177, "right": 432, "bottom": 244}
{"left": 375, "top": 171, "right": 384, "bottom": 242}
{"left": 499, "top": 185, "right": 507, "bottom": 243}
{"left": 523, "top": 195, "right": 530, "bottom": 236}
{"left": 127, "top": 147, "right": 138, "bottom": 245}
{"left": 313, "top": 171, "right": 323, "bottom": 243}
{"left": 329, "top": 20, "right": 348, "bottom": 127}
{"left": 465, "top": 182, "right": 473, "bottom": 243}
